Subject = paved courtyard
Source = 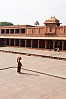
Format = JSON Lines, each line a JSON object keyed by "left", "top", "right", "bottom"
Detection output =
{"left": 0, "top": 47, "right": 66, "bottom": 99}
{"left": 0, "top": 47, "right": 66, "bottom": 59}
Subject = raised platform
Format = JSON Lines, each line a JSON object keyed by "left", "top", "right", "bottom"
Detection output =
{"left": 0, "top": 47, "right": 66, "bottom": 60}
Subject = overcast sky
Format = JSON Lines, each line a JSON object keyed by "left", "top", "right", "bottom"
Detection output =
{"left": 0, "top": 0, "right": 66, "bottom": 25}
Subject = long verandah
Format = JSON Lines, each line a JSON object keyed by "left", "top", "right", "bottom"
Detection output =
{"left": 0, "top": 38, "right": 66, "bottom": 51}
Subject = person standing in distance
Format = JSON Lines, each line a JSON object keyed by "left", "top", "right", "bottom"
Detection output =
{"left": 17, "top": 57, "right": 23, "bottom": 73}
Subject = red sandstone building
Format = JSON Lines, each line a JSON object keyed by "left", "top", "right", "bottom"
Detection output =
{"left": 0, "top": 16, "right": 66, "bottom": 51}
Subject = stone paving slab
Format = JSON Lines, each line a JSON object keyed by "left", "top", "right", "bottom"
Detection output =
{"left": 0, "top": 52, "right": 66, "bottom": 79}
{"left": 0, "top": 47, "right": 66, "bottom": 59}
{"left": 22, "top": 56, "right": 66, "bottom": 79}
{"left": 0, "top": 68, "right": 66, "bottom": 99}
{"left": 0, "top": 49, "right": 66, "bottom": 99}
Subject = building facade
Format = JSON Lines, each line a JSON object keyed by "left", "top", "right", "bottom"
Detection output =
{"left": 0, "top": 17, "right": 66, "bottom": 51}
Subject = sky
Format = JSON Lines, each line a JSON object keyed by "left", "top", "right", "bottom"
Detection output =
{"left": 0, "top": 0, "right": 66, "bottom": 26}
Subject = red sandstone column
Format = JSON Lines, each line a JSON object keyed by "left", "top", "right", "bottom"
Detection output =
{"left": 14, "top": 39, "right": 16, "bottom": 46}
{"left": 25, "top": 40, "right": 27, "bottom": 48}
{"left": 38, "top": 40, "right": 40, "bottom": 49}
{"left": 45, "top": 40, "right": 47, "bottom": 49}
{"left": 62, "top": 40, "right": 64, "bottom": 51}
{"left": 19, "top": 39, "right": 21, "bottom": 47}
{"left": 53, "top": 40, "right": 55, "bottom": 50}
{"left": 4, "top": 39, "right": 6, "bottom": 46}
{"left": 31, "top": 40, "right": 33, "bottom": 48}
{"left": 9, "top": 39, "right": 11, "bottom": 46}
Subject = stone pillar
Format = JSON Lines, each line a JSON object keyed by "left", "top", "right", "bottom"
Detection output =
{"left": 53, "top": 40, "right": 55, "bottom": 50}
{"left": 38, "top": 40, "right": 40, "bottom": 49}
{"left": 45, "top": 40, "right": 47, "bottom": 49}
{"left": 4, "top": 39, "right": 6, "bottom": 46}
{"left": 25, "top": 40, "right": 27, "bottom": 48}
{"left": 31, "top": 40, "right": 33, "bottom": 48}
{"left": 62, "top": 40, "right": 64, "bottom": 51}
{"left": 14, "top": 39, "right": 16, "bottom": 46}
{"left": 19, "top": 39, "right": 21, "bottom": 47}
{"left": 9, "top": 39, "right": 11, "bottom": 46}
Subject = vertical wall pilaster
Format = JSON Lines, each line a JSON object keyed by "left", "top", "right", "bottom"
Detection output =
{"left": 63, "top": 26, "right": 65, "bottom": 33}
{"left": 9, "top": 29, "right": 10, "bottom": 34}
{"left": 38, "top": 28, "right": 40, "bottom": 34}
{"left": 55, "top": 27, "right": 56, "bottom": 33}
{"left": 14, "top": 29, "right": 15, "bottom": 34}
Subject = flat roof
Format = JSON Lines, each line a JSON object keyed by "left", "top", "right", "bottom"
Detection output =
{"left": 0, "top": 36, "right": 66, "bottom": 40}
{"left": 0, "top": 25, "right": 34, "bottom": 29}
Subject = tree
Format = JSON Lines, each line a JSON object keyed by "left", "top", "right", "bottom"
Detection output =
{"left": 0, "top": 22, "right": 14, "bottom": 26}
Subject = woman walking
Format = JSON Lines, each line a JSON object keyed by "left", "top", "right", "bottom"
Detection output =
{"left": 17, "top": 57, "right": 23, "bottom": 73}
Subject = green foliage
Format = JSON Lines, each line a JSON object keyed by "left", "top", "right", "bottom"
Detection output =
{"left": 0, "top": 22, "right": 14, "bottom": 26}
